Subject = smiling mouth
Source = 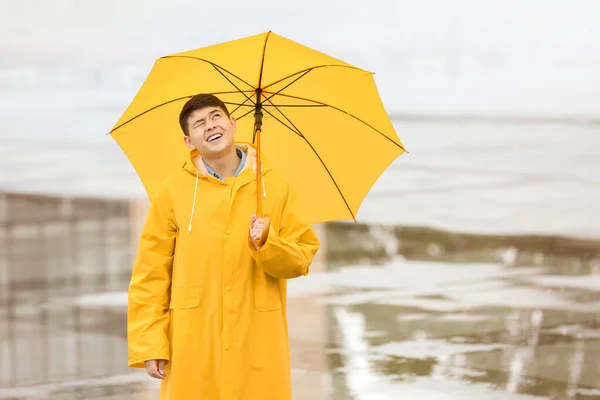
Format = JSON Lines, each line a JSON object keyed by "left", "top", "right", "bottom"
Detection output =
{"left": 207, "top": 133, "right": 223, "bottom": 142}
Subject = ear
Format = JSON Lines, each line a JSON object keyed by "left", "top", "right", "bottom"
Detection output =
{"left": 183, "top": 135, "right": 195, "bottom": 150}
{"left": 230, "top": 116, "right": 237, "bottom": 132}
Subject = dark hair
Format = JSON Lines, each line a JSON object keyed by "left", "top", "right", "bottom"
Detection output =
{"left": 179, "top": 93, "right": 230, "bottom": 136}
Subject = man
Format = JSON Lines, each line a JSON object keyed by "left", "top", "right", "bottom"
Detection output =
{"left": 127, "top": 93, "right": 320, "bottom": 399}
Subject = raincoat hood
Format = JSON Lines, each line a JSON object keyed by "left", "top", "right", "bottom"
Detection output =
{"left": 183, "top": 143, "right": 270, "bottom": 234}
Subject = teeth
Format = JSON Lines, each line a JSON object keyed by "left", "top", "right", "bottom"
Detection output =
{"left": 208, "top": 134, "right": 222, "bottom": 142}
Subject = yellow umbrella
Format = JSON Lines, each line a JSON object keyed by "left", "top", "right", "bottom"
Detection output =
{"left": 110, "top": 31, "right": 406, "bottom": 225}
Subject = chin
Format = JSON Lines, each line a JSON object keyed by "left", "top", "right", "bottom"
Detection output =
{"left": 202, "top": 142, "right": 232, "bottom": 156}
{"left": 215, "top": 141, "right": 234, "bottom": 151}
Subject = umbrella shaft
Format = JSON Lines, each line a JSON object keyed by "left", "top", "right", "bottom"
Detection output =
{"left": 256, "top": 128, "right": 263, "bottom": 218}
{"left": 254, "top": 90, "right": 264, "bottom": 217}
{"left": 253, "top": 90, "right": 263, "bottom": 141}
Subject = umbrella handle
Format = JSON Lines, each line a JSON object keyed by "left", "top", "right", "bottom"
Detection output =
{"left": 256, "top": 127, "right": 264, "bottom": 217}
{"left": 254, "top": 126, "right": 271, "bottom": 247}
{"left": 255, "top": 216, "right": 271, "bottom": 247}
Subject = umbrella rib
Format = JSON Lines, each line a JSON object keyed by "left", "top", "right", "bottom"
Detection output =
{"left": 257, "top": 31, "right": 272, "bottom": 89}
{"left": 262, "top": 70, "right": 312, "bottom": 104}
{"left": 210, "top": 65, "right": 256, "bottom": 105}
{"left": 159, "top": 56, "right": 256, "bottom": 107}
{"left": 262, "top": 104, "right": 326, "bottom": 108}
{"left": 223, "top": 102, "right": 255, "bottom": 106}
{"left": 161, "top": 55, "right": 254, "bottom": 88}
{"left": 228, "top": 96, "right": 255, "bottom": 116}
{"left": 234, "top": 107, "right": 256, "bottom": 120}
{"left": 222, "top": 101, "right": 255, "bottom": 108}
{"left": 261, "top": 64, "right": 366, "bottom": 91}
{"left": 263, "top": 91, "right": 405, "bottom": 151}
{"left": 109, "top": 90, "right": 254, "bottom": 133}
{"left": 260, "top": 107, "right": 305, "bottom": 139}
{"left": 262, "top": 97, "right": 357, "bottom": 221}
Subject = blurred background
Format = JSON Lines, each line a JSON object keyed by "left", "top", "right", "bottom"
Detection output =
{"left": 1, "top": 0, "right": 600, "bottom": 399}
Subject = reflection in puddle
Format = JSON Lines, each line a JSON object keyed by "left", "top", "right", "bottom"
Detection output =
{"left": 546, "top": 325, "right": 600, "bottom": 340}
{"left": 437, "top": 313, "right": 492, "bottom": 322}
{"left": 373, "top": 339, "right": 506, "bottom": 360}
{"left": 0, "top": 193, "right": 145, "bottom": 399}
{"left": 332, "top": 306, "right": 378, "bottom": 399}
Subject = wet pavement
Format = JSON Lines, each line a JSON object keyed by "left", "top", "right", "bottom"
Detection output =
{"left": 287, "top": 224, "right": 600, "bottom": 399}
{"left": 2, "top": 194, "right": 600, "bottom": 399}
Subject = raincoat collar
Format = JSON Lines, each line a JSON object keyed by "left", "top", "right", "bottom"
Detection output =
{"left": 183, "top": 142, "right": 269, "bottom": 179}
{"left": 202, "top": 148, "right": 246, "bottom": 181}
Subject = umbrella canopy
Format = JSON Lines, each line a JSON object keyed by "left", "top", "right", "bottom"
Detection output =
{"left": 110, "top": 31, "right": 406, "bottom": 224}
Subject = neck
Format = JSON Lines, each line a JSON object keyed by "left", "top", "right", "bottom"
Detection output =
{"left": 203, "top": 147, "right": 239, "bottom": 178}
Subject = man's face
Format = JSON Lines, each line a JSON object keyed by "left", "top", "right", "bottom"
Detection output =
{"left": 184, "top": 106, "right": 236, "bottom": 157}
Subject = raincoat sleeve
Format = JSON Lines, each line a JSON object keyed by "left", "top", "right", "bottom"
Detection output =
{"left": 249, "top": 182, "right": 320, "bottom": 279}
{"left": 127, "top": 184, "right": 176, "bottom": 368}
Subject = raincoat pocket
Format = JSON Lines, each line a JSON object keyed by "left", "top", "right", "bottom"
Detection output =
{"left": 253, "top": 267, "right": 282, "bottom": 312}
{"left": 169, "top": 285, "right": 201, "bottom": 309}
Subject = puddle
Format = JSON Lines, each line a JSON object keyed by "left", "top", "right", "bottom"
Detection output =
{"left": 3, "top": 192, "right": 600, "bottom": 399}
{"left": 322, "top": 223, "right": 600, "bottom": 399}
{"left": 0, "top": 193, "right": 137, "bottom": 395}
{"left": 372, "top": 339, "right": 506, "bottom": 360}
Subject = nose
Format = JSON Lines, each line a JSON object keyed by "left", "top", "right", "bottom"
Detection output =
{"left": 205, "top": 117, "right": 217, "bottom": 130}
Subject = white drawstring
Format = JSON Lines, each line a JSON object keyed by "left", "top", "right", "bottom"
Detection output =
{"left": 188, "top": 157, "right": 262, "bottom": 234}
{"left": 188, "top": 171, "right": 199, "bottom": 233}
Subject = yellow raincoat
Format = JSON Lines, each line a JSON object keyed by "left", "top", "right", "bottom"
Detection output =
{"left": 127, "top": 143, "right": 320, "bottom": 399}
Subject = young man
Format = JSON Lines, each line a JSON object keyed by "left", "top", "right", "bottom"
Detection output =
{"left": 127, "top": 93, "right": 320, "bottom": 399}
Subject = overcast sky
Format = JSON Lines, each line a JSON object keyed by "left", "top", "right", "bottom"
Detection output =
{"left": 1, "top": 0, "right": 600, "bottom": 117}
